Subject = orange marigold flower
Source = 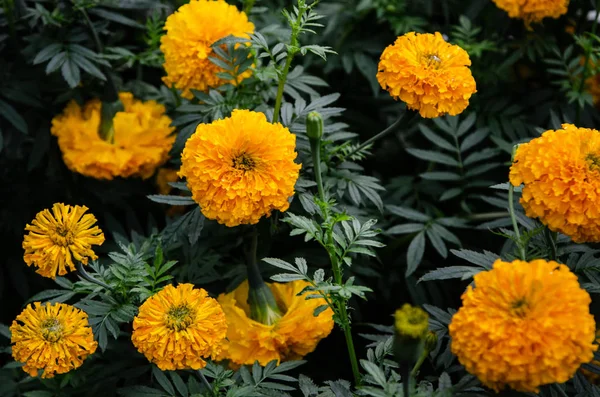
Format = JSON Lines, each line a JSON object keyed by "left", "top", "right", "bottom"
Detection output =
{"left": 491, "top": 0, "right": 569, "bottom": 26}
{"left": 449, "top": 259, "right": 596, "bottom": 392}
{"left": 160, "top": 0, "right": 255, "bottom": 99}
{"left": 11, "top": 302, "right": 98, "bottom": 378}
{"left": 217, "top": 280, "right": 334, "bottom": 366}
{"left": 51, "top": 92, "right": 175, "bottom": 180}
{"left": 179, "top": 109, "right": 301, "bottom": 227}
{"left": 510, "top": 124, "right": 600, "bottom": 242}
{"left": 23, "top": 203, "right": 104, "bottom": 279}
{"left": 376, "top": 32, "right": 476, "bottom": 118}
{"left": 131, "top": 284, "right": 227, "bottom": 371}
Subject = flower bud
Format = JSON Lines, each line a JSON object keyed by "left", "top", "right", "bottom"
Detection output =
{"left": 424, "top": 331, "right": 438, "bottom": 353}
{"left": 306, "top": 111, "right": 323, "bottom": 140}
{"left": 99, "top": 99, "right": 124, "bottom": 144}
{"left": 247, "top": 282, "right": 282, "bottom": 326}
{"left": 392, "top": 304, "right": 429, "bottom": 365}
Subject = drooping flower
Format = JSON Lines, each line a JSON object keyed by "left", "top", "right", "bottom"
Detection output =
{"left": 217, "top": 280, "right": 334, "bottom": 366}
{"left": 491, "top": 0, "right": 569, "bottom": 26}
{"left": 51, "top": 92, "right": 175, "bottom": 180}
{"left": 510, "top": 124, "right": 600, "bottom": 242}
{"left": 160, "top": 0, "right": 255, "bottom": 99}
{"left": 449, "top": 259, "right": 596, "bottom": 392}
{"left": 23, "top": 203, "right": 105, "bottom": 279}
{"left": 179, "top": 109, "right": 301, "bottom": 227}
{"left": 376, "top": 32, "right": 476, "bottom": 118}
{"left": 10, "top": 302, "right": 98, "bottom": 378}
{"left": 131, "top": 284, "right": 227, "bottom": 371}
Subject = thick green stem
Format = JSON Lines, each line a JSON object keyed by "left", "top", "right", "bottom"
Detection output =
{"left": 410, "top": 349, "right": 428, "bottom": 378}
{"left": 576, "top": 0, "right": 600, "bottom": 124}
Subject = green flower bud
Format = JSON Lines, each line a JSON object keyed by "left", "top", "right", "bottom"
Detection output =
{"left": 99, "top": 99, "right": 124, "bottom": 144}
{"left": 247, "top": 282, "right": 282, "bottom": 326}
{"left": 424, "top": 331, "right": 438, "bottom": 353}
{"left": 306, "top": 111, "right": 323, "bottom": 140}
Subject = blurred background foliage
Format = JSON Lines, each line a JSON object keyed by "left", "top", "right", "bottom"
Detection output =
{"left": 3, "top": 0, "right": 600, "bottom": 395}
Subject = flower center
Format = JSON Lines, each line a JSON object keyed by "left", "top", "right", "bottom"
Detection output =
{"left": 41, "top": 318, "right": 63, "bottom": 342}
{"left": 232, "top": 152, "right": 256, "bottom": 172}
{"left": 50, "top": 224, "right": 74, "bottom": 246}
{"left": 510, "top": 298, "right": 529, "bottom": 317}
{"left": 422, "top": 53, "right": 442, "bottom": 69}
{"left": 165, "top": 304, "right": 195, "bottom": 331}
{"left": 587, "top": 153, "right": 600, "bottom": 170}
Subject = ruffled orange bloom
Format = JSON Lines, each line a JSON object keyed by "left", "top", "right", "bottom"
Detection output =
{"left": 11, "top": 302, "right": 97, "bottom": 378}
{"left": 491, "top": 0, "right": 569, "bottom": 26}
{"left": 179, "top": 109, "right": 301, "bottom": 227}
{"left": 217, "top": 280, "right": 334, "bottom": 366}
{"left": 51, "top": 92, "right": 175, "bottom": 180}
{"left": 161, "top": 0, "right": 255, "bottom": 99}
{"left": 510, "top": 124, "right": 600, "bottom": 242}
{"left": 23, "top": 203, "right": 104, "bottom": 279}
{"left": 377, "top": 32, "right": 476, "bottom": 118}
{"left": 131, "top": 284, "right": 227, "bottom": 371}
{"left": 449, "top": 259, "right": 596, "bottom": 392}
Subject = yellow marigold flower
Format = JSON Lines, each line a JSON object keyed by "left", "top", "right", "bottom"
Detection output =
{"left": 491, "top": 0, "right": 569, "bottom": 26}
{"left": 510, "top": 124, "right": 600, "bottom": 242}
{"left": 394, "top": 304, "right": 429, "bottom": 339}
{"left": 51, "top": 92, "right": 175, "bottom": 180}
{"left": 10, "top": 302, "right": 98, "bottom": 378}
{"left": 23, "top": 203, "right": 104, "bottom": 279}
{"left": 376, "top": 32, "right": 476, "bottom": 118}
{"left": 131, "top": 283, "right": 227, "bottom": 371}
{"left": 217, "top": 280, "right": 334, "bottom": 366}
{"left": 179, "top": 109, "right": 301, "bottom": 227}
{"left": 449, "top": 259, "right": 597, "bottom": 392}
{"left": 160, "top": 0, "right": 255, "bottom": 99}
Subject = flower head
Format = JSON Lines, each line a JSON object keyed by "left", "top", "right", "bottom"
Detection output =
{"left": 394, "top": 304, "right": 429, "bottom": 339}
{"left": 217, "top": 280, "right": 334, "bottom": 366}
{"left": 23, "top": 203, "right": 104, "bottom": 279}
{"left": 131, "top": 284, "right": 227, "bottom": 371}
{"left": 51, "top": 92, "right": 175, "bottom": 180}
{"left": 179, "top": 109, "right": 301, "bottom": 227}
{"left": 449, "top": 259, "right": 596, "bottom": 392}
{"left": 160, "top": 0, "right": 255, "bottom": 99}
{"left": 10, "top": 302, "right": 98, "bottom": 378}
{"left": 510, "top": 124, "right": 600, "bottom": 242}
{"left": 491, "top": 0, "right": 569, "bottom": 26}
{"left": 377, "top": 32, "right": 476, "bottom": 118}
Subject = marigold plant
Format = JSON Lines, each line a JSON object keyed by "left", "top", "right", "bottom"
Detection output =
{"left": 449, "top": 259, "right": 597, "bottom": 392}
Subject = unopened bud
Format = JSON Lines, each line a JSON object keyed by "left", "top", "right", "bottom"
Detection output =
{"left": 306, "top": 111, "right": 323, "bottom": 140}
{"left": 424, "top": 331, "right": 438, "bottom": 353}
{"left": 248, "top": 282, "right": 282, "bottom": 326}
{"left": 99, "top": 99, "right": 124, "bottom": 144}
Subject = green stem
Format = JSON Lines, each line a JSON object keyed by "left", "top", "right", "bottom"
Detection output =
{"left": 342, "top": 111, "right": 414, "bottom": 161}
{"left": 310, "top": 137, "right": 325, "bottom": 202}
{"left": 463, "top": 211, "right": 509, "bottom": 221}
{"left": 508, "top": 184, "right": 526, "bottom": 260}
{"left": 243, "top": 0, "right": 256, "bottom": 14}
{"left": 272, "top": 3, "right": 305, "bottom": 124}
{"left": 410, "top": 349, "right": 428, "bottom": 378}
{"left": 548, "top": 230, "right": 558, "bottom": 260}
{"left": 401, "top": 364, "right": 411, "bottom": 397}
{"left": 576, "top": 0, "right": 600, "bottom": 125}
{"left": 198, "top": 370, "right": 216, "bottom": 397}
{"left": 77, "top": 263, "right": 113, "bottom": 291}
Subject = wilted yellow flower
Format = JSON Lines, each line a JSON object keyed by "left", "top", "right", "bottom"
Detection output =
{"left": 394, "top": 304, "right": 429, "bottom": 339}
{"left": 51, "top": 92, "right": 175, "bottom": 180}
{"left": 510, "top": 124, "right": 600, "bottom": 242}
{"left": 11, "top": 302, "right": 98, "bottom": 378}
{"left": 160, "top": 0, "right": 255, "bottom": 99}
{"left": 23, "top": 203, "right": 104, "bottom": 279}
{"left": 377, "top": 32, "right": 476, "bottom": 118}
{"left": 449, "top": 259, "right": 596, "bottom": 392}
{"left": 491, "top": 0, "right": 569, "bottom": 26}
{"left": 179, "top": 109, "right": 301, "bottom": 227}
{"left": 131, "top": 284, "right": 227, "bottom": 371}
{"left": 217, "top": 280, "right": 334, "bottom": 366}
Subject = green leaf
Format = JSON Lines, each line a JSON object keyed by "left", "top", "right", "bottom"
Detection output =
{"left": 0, "top": 99, "right": 27, "bottom": 134}
{"left": 451, "top": 249, "right": 496, "bottom": 269}
{"left": 460, "top": 128, "right": 489, "bottom": 152}
{"left": 418, "top": 124, "right": 455, "bottom": 151}
{"left": 263, "top": 257, "right": 302, "bottom": 274}
{"left": 419, "top": 266, "right": 484, "bottom": 282}
{"left": 147, "top": 195, "right": 196, "bottom": 206}
{"left": 71, "top": 53, "right": 106, "bottom": 80}
{"left": 89, "top": 8, "right": 144, "bottom": 28}
{"left": 187, "top": 208, "right": 204, "bottom": 245}
{"left": 406, "top": 232, "right": 425, "bottom": 276}
{"left": 46, "top": 52, "right": 67, "bottom": 73}
{"left": 271, "top": 273, "right": 306, "bottom": 282}
{"left": 360, "top": 360, "right": 387, "bottom": 387}
{"left": 33, "top": 43, "right": 63, "bottom": 64}
{"left": 387, "top": 205, "right": 430, "bottom": 222}
{"left": 440, "top": 188, "right": 462, "bottom": 201}
{"left": 61, "top": 59, "right": 80, "bottom": 88}
{"left": 406, "top": 148, "right": 459, "bottom": 166}
{"left": 420, "top": 172, "right": 461, "bottom": 181}
{"left": 313, "top": 305, "right": 329, "bottom": 316}
{"left": 170, "top": 372, "right": 188, "bottom": 397}
{"left": 386, "top": 223, "right": 424, "bottom": 235}
{"left": 152, "top": 365, "right": 175, "bottom": 395}
{"left": 426, "top": 228, "right": 447, "bottom": 258}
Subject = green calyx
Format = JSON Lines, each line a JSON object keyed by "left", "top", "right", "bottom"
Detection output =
{"left": 99, "top": 99, "right": 124, "bottom": 144}
{"left": 247, "top": 282, "right": 283, "bottom": 326}
{"left": 306, "top": 111, "right": 324, "bottom": 140}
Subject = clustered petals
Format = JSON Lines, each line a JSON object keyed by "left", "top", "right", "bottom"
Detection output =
{"left": 217, "top": 280, "right": 334, "bottom": 366}
{"left": 179, "top": 109, "right": 301, "bottom": 227}
{"left": 23, "top": 203, "right": 105, "bottom": 279}
{"left": 10, "top": 302, "right": 98, "bottom": 378}
{"left": 377, "top": 32, "right": 476, "bottom": 118}
{"left": 160, "top": 0, "right": 255, "bottom": 99}
{"left": 449, "top": 259, "right": 597, "bottom": 392}
{"left": 51, "top": 92, "right": 175, "bottom": 180}
{"left": 510, "top": 124, "right": 600, "bottom": 242}
{"left": 131, "top": 284, "right": 227, "bottom": 371}
{"left": 491, "top": 0, "right": 570, "bottom": 26}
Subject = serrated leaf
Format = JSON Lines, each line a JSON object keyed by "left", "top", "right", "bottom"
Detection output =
{"left": 406, "top": 232, "right": 425, "bottom": 276}
{"left": 388, "top": 206, "right": 430, "bottom": 222}
{"left": 419, "top": 266, "right": 483, "bottom": 282}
